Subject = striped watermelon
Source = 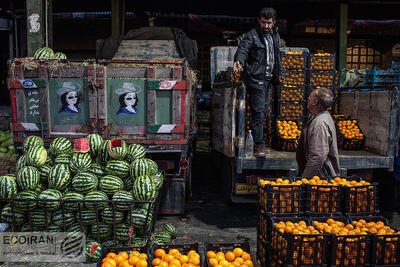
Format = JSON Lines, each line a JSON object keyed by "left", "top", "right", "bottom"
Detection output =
{"left": 16, "top": 155, "right": 27, "bottom": 173}
{"left": 125, "top": 144, "right": 146, "bottom": 162}
{"left": 29, "top": 209, "right": 51, "bottom": 227}
{"left": 73, "top": 138, "right": 90, "bottom": 153}
{"left": 69, "top": 152, "right": 92, "bottom": 173}
{"left": 48, "top": 164, "right": 71, "bottom": 191}
{"left": 85, "top": 241, "right": 102, "bottom": 262}
{"left": 20, "top": 223, "right": 44, "bottom": 232}
{"left": 99, "top": 175, "right": 124, "bottom": 196}
{"left": 87, "top": 134, "right": 103, "bottom": 158}
{"left": 116, "top": 223, "right": 132, "bottom": 242}
{"left": 33, "top": 47, "right": 55, "bottom": 59}
{"left": 63, "top": 191, "right": 84, "bottom": 211}
{"left": 112, "top": 190, "right": 134, "bottom": 211}
{"left": 49, "top": 137, "right": 72, "bottom": 156}
{"left": 72, "top": 172, "right": 98, "bottom": 193}
{"left": 88, "top": 163, "right": 104, "bottom": 177}
{"left": 129, "top": 158, "right": 150, "bottom": 181}
{"left": 0, "top": 175, "right": 17, "bottom": 198}
{"left": 0, "top": 204, "right": 25, "bottom": 226}
{"left": 162, "top": 223, "right": 177, "bottom": 239}
{"left": 84, "top": 191, "right": 108, "bottom": 210}
{"left": 96, "top": 140, "right": 111, "bottom": 166}
{"left": 126, "top": 208, "right": 152, "bottom": 232}
{"left": 131, "top": 237, "right": 145, "bottom": 247}
{"left": 38, "top": 189, "right": 62, "bottom": 211}
{"left": 45, "top": 156, "right": 54, "bottom": 166}
{"left": 26, "top": 145, "right": 47, "bottom": 168}
{"left": 108, "top": 139, "right": 127, "bottom": 160}
{"left": 54, "top": 52, "right": 67, "bottom": 59}
{"left": 47, "top": 224, "right": 62, "bottom": 232}
{"left": 100, "top": 206, "right": 125, "bottom": 225}
{"left": 52, "top": 210, "right": 76, "bottom": 227}
{"left": 38, "top": 164, "right": 51, "bottom": 183}
{"left": 54, "top": 154, "right": 71, "bottom": 165}
{"left": 23, "top": 136, "right": 44, "bottom": 154}
{"left": 14, "top": 190, "right": 38, "bottom": 211}
{"left": 132, "top": 175, "right": 156, "bottom": 201}
{"left": 105, "top": 159, "right": 130, "bottom": 178}
{"left": 34, "top": 183, "right": 46, "bottom": 194}
{"left": 151, "top": 172, "right": 164, "bottom": 191}
{"left": 90, "top": 223, "right": 112, "bottom": 240}
{"left": 17, "top": 166, "right": 40, "bottom": 191}
{"left": 67, "top": 223, "right": 85, "bottom": 233}
{"left": 145, "top": 158, "right": 159, "bottom": 175}
{"left": 153, "top": 231, "right": 172, "bottom": 245}
{"left": 123, "top": 177, "right": 134, "bottom": 191}
{"left": 78, "top": 209, "right": 97, "bottom": 225}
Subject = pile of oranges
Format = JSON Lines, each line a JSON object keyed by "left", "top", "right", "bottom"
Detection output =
{"left": 337, "top": 120, "right": 364, "bottom": 140}
{"left": 101, "top": 251, "right": 149, "bottom": 267}
{"left": 152, "top": 248, "right": 201, "bottom": 267}
{"left": 330, "top": 177, "right": 371, "bottom": 187}
{"left": 274, "top": 220, "right": 320, "bottom": 235}
{"left": 277, "top": 120, "right": 301, "bottom": 139}
{"left": 206, "top": 248, "right": 253, "bottom": 267}
{"left": 259, "top": 176, "right": 370, "bottom": 187}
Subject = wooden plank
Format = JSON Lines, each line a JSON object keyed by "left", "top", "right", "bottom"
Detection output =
{"left": 26, "top": 0, "right": 45, "bottom": 56}
{"left": 147, "top": 90, "right": 156, "bottom": 125}
{"left": 47, "top": 65, "right": 87, "bottom": 78}
{"left": 171, "top": 90, "right": 181, "bottom": 124}
{"left": 106, "top": 67, "right": 147, "bottom": 78}
{"left": 113, "top": 40, "right": 180, "bottom": 60}
{"left": 15, "top": 90, "right": 26, "bottom": 122}
{"left": 370, "top": 91, "right": 391, "bottom": 113}
{"left": 39, "top": 81, "right": 49, "bottom": 134}
{"left": 111, "top": 0, "right": 125, "bottom": 37}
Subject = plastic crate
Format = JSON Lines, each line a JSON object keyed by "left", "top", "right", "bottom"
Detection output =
{"left": 257, "top": 178, "right": 304, "bottom": 216}
{"left": 277, "top": 101, "right": 306, "bottom": 120}
{"left": 97, "top": 245, "right": 149, "bottom": 267}
{"left": 309, "top": 70, "right": 336, "bottom": 88}
{"left": 348, "top": 215, "right": 400, "bottom": 266}
{"left": 281, "top": 70, "right": 307, "bottom": 87}
{"left": 309, "top": 54, "right": 336, "bottom": 71}
{"left": 304, "top": 178, "right": 342, "bottom": 216}
{"left": 281, "top": 52, "right": 308, "bottom": 70}
{"left": 256, "top": 234, "right": 269, "bottom": 267}
{"left": 204, "top": 241, "right": 254, "bottom": 267}
{"left": 274, "top": 118, "right": 303, "bottom": 152}
{"left": 270, "top": 216, "right": 329, "bottom": 266}
{"left": 151, "top": 243, "right": 202, "bottom": 266}
{"left": 336, "top": 119, "right": 365, "bottom": 150}
{"left": 278, "top": 85, "right": 307, "bottom": 102}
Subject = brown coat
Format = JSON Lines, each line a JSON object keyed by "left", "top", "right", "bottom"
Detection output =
{"left": 296, "top": 111, "right": 340, "bottom": 178}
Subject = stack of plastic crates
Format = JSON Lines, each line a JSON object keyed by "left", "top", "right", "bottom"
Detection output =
{"left": 365, "top": 65, "right": 400, "bottom": 87}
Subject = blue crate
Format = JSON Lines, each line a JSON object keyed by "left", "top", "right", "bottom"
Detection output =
{"left": 391, "top": 61, "right": 400, "bottom": 71}
{"left": 364, "top": 66, "right": 400, "bottom": 86}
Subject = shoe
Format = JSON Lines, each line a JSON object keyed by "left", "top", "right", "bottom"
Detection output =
{"left": 254, "top": 145, "right": 266, "bottom": 158}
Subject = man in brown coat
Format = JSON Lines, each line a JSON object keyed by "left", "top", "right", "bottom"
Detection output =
{"left": 296, "top": 88, "right": 340, "bottom": 177}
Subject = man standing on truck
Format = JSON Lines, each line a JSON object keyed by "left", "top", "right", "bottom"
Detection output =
{"left": 233, "top": 7, "right": 283, "bottom": 158}
{"left": 296, "top": 88, "right": 340, "bottom": 177}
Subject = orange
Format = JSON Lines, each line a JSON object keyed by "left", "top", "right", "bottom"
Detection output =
{"left": 131, "top": 251, "right": 141, "bottom": 257}
{"left": 189, "top": 257, "right": 200, "bottom": 266}
{"left": 232, "top": 261, "right": 241, "bottom": 267}
{"left": 120, "top": 260, "right": 132, "bottom": 267}
{"left": 180, "top": 255, "right": 189, "bottom": 264}
{"left": 169, "top": 249, "right": 180, "bottom": 255}
{"left": 207, "top": 251, "right": 217, "bottom": 259}
{"left": 186, "top": 264, "right": 196, "bottom": 267}
{"left": 187, "top": 250, "right": 197, "bottom": 257}
{"left": 129, "top": 256, "right": 140, "bottom": 266}
{"left": 102, "top": 258, "right": 116, "bottom": 267}
{"left": 137, "top": 259, "right": 149, "bottom": 267}
{"left": 215, "top": 255, "right": 225, "bottom": 262}
{"left": 345, "top": 224, "right": 354, "bottom": 230}
{"left": 106, "top": 252, "right": 117, "bottom": 259}
{"left": 225, "top": 252, "right": 236, "bottom": 262}
{"left": 159, "top": 261, "right": 169, "bottom": 267}
{"left": 154, "top": 249, "right": 167, "bottom": 259}
{"left": 169, "top": 264, "right": 180, "bottom": 267}
{"left": 119, "top": 251, "right": 129, "bottom": 260}
{"left": 241, "top": 252, "right": 251, "bottom": 261}
{"left": 234, "top": 258, "right": 244, "bottom": 264}
{"left": 139, "top": 253, "right": 148, "bottom": 260}
{"left": 216, "top": 252, "right": 225, "bottom": 257}
{"left": 114, "top": 255, "right": 126, "bottom": 265}
{"left": 102, "top": 263, "right": 116, "bottom": 267}
{"left": 219, "top": 260, "right": 230, "bottom": 267}
{"left": 171, "top": 259, "right": 182, "bottom": 266}
{"left": 153, "top": 258, "right": 162, "bottom": 266}
{"left": 209, "top": 258, "right": 219, "bottom": 267}
{"left": 190, "top": 253, "right": 200, "bottom": 259}
{"left": 163, "top": 254, "right": 175, "bottom": 263}
{"left": 243, "top": 260, "right": 253, "bottom": 267}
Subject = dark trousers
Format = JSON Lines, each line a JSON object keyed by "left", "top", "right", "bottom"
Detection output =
{"left": 248, "top": 80, "right": 272, "bottom": 146}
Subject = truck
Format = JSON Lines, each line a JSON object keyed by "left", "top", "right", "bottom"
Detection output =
{"left": 7, "top": 39, "right": 198, "bottom": 214}
{"left": 210, "top": 46, "right": 400, "bottom": 203}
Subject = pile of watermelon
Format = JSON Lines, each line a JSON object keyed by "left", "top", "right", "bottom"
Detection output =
{"left": 33, "top": 47, "right": 67, "bottom": 59}
{"left": 0, "top": 134, "right": 165, "bottom": 250}
{"left": 0, "top": 131, "right": 17, "bottom": 159}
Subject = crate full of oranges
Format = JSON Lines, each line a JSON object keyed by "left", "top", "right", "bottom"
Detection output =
{"left": 151, "top": 244, "right": 202, "bottom": 267}
{"left": 281, "top": 51, "right": 307, "bottom": 70}
{"left": 275, "top": 119, "right": 302, "bottom": 151}
{"left": 205, "top": 241, "right": 254, "bottom": 267}
{"left": 100, "top": 247, "right": 150, "bottom": 267}
{"left": 336, "top": 119, "right": 365, "bottom": 150}
{"left": 309, "top": 53, "right": 335, "bottom": 71}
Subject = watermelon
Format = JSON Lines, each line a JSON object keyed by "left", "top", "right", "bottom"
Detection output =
{"left": 112, "top": 190, "right": 134, "bottom": 211}
{"left": 85, "top": 241, "right": 102, "bottom": 262}
{"left": 33, "top": 183, "right": 46, "bottom": 194}
{"left": 116, "top": 223, "right": 133, "bottom": 242}
{"left": 73, "top": 138, "right": 90, "bottom": 153}
{"left": 88, "top": 163, "right": 104, "bottom": 177}
{"left": 29, "top": 209, "right": 51, "bottom": 227}
{"left": 151, "top": 172, "right": 164, "bottom": 191}
{"left": 162, "top": 223, "right": 177, "bottom": 239}
{"left": 132, "top": 175, "right": 156, "bottom": 201}
{"left": 145, "top": 158, "right": 159, "bottom": 175}
{"left": 16, "top": 166, "right": 40, "bottom": 191}
{"left": 100, "top": 206, "right": 125, "bottom": 225}
{"left": 153, "top": 231, "right": 172, "bottom": 245}
{"left": 54, "top": 154, "right": 71, "bottom": 165}
{"left": 84, "top": 191, "right": 108, "bottom": 210}
{"left": 131, "top": 237, "right": 146, "bottom": 247}
{"left": 38, "top": 164, "right": 51, "bottom": 183}
{"left": 105, "top": 159, "right": 130, "bottom": 178}
{"left": 125, "top": 144, "right": 146, "bottom": 162}
{"left": 123, "top": 177, "right": 134, "bottom": 191}
{"left": 69, "top": 152, "right": 92, "bottom": 173}
{"left": 99, "top": 175, "right": 124, "bottom": 195}
{"left": 86, "top": 134, "right": 103, "bottom": 158}
{"left": 45, "top": 156, "right": 54, "bottom": 166}
{"left": 129, "top": 158, "right": 150, "bottom": 181}
{"left": 78, "top": 209, "right": 97, "bottom": 225}
{"left": 23, "top": 136, "right": 44, "bottom": 154}
{"left": 52, "top": 210, "right": 76, "bottom": 227}
{"left": 72, "top": 172, "right": 98, "bottom": 194}
{"left": 20, "top": 223, "right": 43, "bottom": 232}
{"left": 47, "top": 224, "right": 62, "bottom": 232}
{"left": 54, "top": 52, "right": 67, "bottom": 59}
{"left": 126, "top": 208, "right": 152, "bottom": 233}
{"left": 16, "top": 155, "right": 27, "bottom": 173}
{"left": 26, "top": 145, "right": 47, "bottom": 168}
{"left": 33, "top": 47, "right": 55, "bottom": 59}
{"left": 48, "top": 164, "right": 71, "bottom": 191}
{"left": 63, "top": 191, "right": 84, "bottom": 211}
{"left": 90, "top": 223, "right": 112, "bottom": 240}
{"left": 0, "top": 204, "right": 25, "bottom": 226}
{"left": 67, "top": 223, "right": 85, "bottom": 233}
{"left": 49, "top": 137, "right": 72, "bottom": 156}
{"left": 38, "top": 189, "right": 62, "bottom": 211}
{"left": 96, "top": 140, "right": 111, "bottom": 165}
{"left": 0, "top": 175, "right": 17, "bottom": 198}
{"left": 108, "top": 139, "right": 127, "bottom": 160}
{"left": 14, "top": 190, "right": 38, "bottom": 211}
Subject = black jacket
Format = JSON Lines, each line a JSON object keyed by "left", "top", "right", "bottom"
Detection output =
{"left": 234, "top": 26, "right": 283, "bottom": 86}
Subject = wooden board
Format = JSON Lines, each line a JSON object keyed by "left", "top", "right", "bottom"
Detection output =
{"left": 112, "top": 40, "right": 180, "bottom": 60}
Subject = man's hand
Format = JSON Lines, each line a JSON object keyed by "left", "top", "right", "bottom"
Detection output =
{"left": 294, "top": 139, "right": 299, "bottom": 149}
{"left": 233, "top": 61, "right": 243, "bottom": 73}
